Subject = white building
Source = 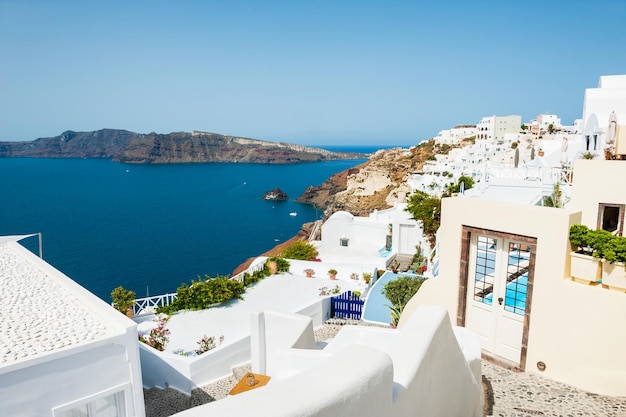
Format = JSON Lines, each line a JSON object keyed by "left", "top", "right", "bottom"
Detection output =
{"left": 0, "top": 238, "right": 145, "bottom": 417}
{"left": 529, "top": 114, "right": 562, "bottom": 135}
{"left": 476, "top": 115, "right": 522, "bottom": 141}
{"left": 402, "top": 75, "right": 626, "bottom": 397}
{"left": 581, "top": 74, "right": 626, "bottom": 155}
{"left": 433, "top": 124, "right": 477, "bottom": 145}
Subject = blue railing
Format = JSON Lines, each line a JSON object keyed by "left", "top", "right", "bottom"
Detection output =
{"left": 331, "top": 291, "right": 364, "bottom": 320}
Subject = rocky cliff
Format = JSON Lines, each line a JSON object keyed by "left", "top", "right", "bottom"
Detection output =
{"left": 233, "top": 140, "right": 445, "bottom": 274}
{"left": 296, "top": 140, "right": 441, "bottom": 217}
{"left": 0, "top": 129, "right": 364, "bottom": 164}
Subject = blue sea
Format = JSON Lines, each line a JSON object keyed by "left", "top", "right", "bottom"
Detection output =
{"left": 0, "top": 145, "right": 397, "bottom": 302}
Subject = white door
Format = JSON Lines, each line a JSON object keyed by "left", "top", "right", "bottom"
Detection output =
{"left": 465, "top": 234, "right": 530, "bottom": 364}
{"left": 398, "top": 224, "right": 416, "bottom": 254}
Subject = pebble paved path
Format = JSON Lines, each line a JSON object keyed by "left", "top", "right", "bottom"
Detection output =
{"left": 144, "top": 321, "right": 626, "bottom": 417}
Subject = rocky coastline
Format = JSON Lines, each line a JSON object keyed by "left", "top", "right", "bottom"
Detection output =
{"left": 232, "top": 141, "right": 442, "bottom": 274}
{"left": 0, "top": 129, "right": 366, "bottom": 164}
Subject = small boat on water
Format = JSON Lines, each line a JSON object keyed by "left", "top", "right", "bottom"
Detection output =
{"left": 289, "top": 212, "right": 297, "bottom": 216}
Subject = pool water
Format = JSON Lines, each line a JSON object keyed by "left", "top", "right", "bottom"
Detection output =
{"left": 485, "top": 274, "right": 528, "bottom": 315}
{"left": 361, "top": 271, "right": 421, "bottom": 325}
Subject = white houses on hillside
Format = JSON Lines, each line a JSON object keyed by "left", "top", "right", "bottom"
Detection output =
{"left": 0, "top": 239, "right": 145, "bottom": 417}
{"left": 401, "top": 75, "right": 626, "bottom": 397}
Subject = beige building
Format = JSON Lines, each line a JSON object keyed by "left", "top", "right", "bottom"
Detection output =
{"left": 400, "top": 159, "right": 626, "bottom": 397}
{"left": 476, "top": 115, "right": 522, "bottom": 141}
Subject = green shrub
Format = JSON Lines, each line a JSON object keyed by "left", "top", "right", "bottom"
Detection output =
{"left": 569, "top": 224, "right": 591, "bottom": 251}
{"left": 111, "top": 286, "right": 136, "bottom": 314}
{"left": 267, "top": 256, "right": 291, "bottom": 272}
{"left": 382, "top": 275, "right": 426, "bottom": 327}
{"left": 382, "top": 275, "right": 426, "bottom": 311}
{"left": 158, "top": 275, "right": 245, "bottom": 314}
{"left": 281, "top": 240, "right": 319, "bottom": 261}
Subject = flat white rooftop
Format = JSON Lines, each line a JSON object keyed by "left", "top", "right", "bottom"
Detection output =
{"left": 0, "top": 242, "right": 114, "bottom": 365}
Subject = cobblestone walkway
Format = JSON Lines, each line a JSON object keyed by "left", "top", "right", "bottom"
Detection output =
{"left": 483, "top": 361, "right": 626, "bottom": 417}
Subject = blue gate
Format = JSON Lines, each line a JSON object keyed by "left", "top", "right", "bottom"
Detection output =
{"left": 331, "top": 291, "right": 364, "bottom": 320}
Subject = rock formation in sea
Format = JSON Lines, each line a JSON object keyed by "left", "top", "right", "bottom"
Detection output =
{"left": 262, "top": 188, "right": 289, "bottom": 201}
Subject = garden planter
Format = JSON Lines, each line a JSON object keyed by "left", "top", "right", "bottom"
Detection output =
{"left": 601, "top": 261, "right": 626, "bottom": 292}
{"left": 570, "top": 252, "right": 602, "bottom": 284}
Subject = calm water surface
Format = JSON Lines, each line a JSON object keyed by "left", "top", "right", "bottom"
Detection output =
{"left": 0, "top": 156, "right": 373, "bottom": 301}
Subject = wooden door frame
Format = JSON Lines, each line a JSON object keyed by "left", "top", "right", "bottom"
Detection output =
{"left": 457, "top": 225, "right": 537, "bottom": 371}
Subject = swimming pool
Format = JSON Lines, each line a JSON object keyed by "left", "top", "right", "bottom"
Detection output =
{"left": 361, "top": 271, "right": 421, "bottom": 325}
{"left": 485, "top": 274, "right": 528, "bottom": 315}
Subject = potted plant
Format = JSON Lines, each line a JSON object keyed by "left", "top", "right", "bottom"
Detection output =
{"left": 266, "top": 258, "right": 278, "bottom": 275}
{"left": 594, "top": 233, "right": 626, "bottom": 292}
{"left": 568, "top": 225, "right": 602, "bottom": 284}
{"left": 303, "top": 268, "right": 315, "bottom": 278}
{"left": 328, "top": 269, "right": 337, "bottom": 280}
{"left": 111, "top": 286, "right": 136, "bottom": 318}
{"left": 362, "top": 272, "right": 372, "bottom": 285}
{"left": 537, "top": 147, "right": 545, "bottom": 157}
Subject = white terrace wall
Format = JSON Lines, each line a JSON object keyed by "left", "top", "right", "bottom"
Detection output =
{"left": 402, "top": 196, "right": 626, "bottom": 396}
{"left": 321, "top": 211, "right": 387, "bottom": 251}
{"left": 0, "top": 242, "right": 145, "bottom": 417}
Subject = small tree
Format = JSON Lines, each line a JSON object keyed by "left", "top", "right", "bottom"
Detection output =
{"left": 405, "top": 190, "right": 441, "bottom": 244}
{"left": 111, "top": 286, "right": 136, "bottom": 315}
{"left": 382, "top": 275, "right": 427, "bottom": 327}
{"left": 281, "top": 240, "right": 319, "bottom": 260}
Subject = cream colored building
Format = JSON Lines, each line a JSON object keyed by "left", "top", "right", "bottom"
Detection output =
{"left": 476, "top": 115, "right": 522, "bottom": 141}
{"left": 401, "top": 159, "right": 626, "bottom": 397}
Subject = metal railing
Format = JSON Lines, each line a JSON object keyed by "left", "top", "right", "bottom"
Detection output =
{"left": 133, "top": 293, "right": 178, "bottom": 317}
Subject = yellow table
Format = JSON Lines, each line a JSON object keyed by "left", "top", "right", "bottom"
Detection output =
{"left": 228, "top": 372, "right": 271, "bottom": 396}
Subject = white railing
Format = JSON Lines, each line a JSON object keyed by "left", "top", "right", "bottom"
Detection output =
{"left": 130, "top": 258, "right": 270, "bottom": 317}
{"left": 231, "top": 259, "right": 267, "bottom": 283}
{"left": 133, "top": 293, "right": 178, "bottom": 317}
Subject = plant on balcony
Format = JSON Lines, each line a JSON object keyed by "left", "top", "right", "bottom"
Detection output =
{"left": 265, "top": 257, "right": 291, "bottom": 275}
{"left": 303, "top": 268, "right": 315, "bottom": 278}
{"left": 157, "top": 275, "right": 246, "bottom": 314}
{"left": 139, "top": 314, "right": 171, "bottom": 351}
{"left": 328, "top": 269, "right": 337, "bottom": 280}
{"left": 196, "top": 334, "right": 225, "bottom": 355}
{"left": 111, "top": 286, "right": 136, "bottom": 317}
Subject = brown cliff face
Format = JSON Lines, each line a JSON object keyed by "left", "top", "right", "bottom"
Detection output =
{"left": 0, "top": 129, "right": 365, "bottom": 164}
{"left": 296, "top": 141, "right": 440, "bottom": 217}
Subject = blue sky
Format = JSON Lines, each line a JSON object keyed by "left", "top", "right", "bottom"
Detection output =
{"left": 1, "top": 1, "right": 625, "bottom": 146}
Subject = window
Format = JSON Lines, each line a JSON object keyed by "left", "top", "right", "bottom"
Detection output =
{"left": 598, "top": 203, "right": 624, "bottom": 236}
{"left": 340, "top": 238, "right": 349, "bottom": 247}
{"left": 54, "top": 389, "right": 126, "bottom": 417}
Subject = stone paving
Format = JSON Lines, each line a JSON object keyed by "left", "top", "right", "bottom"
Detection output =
{"left": 144, "top": 321, "right": 626, "bottom": 417}
{"left": 483, "top": 361, "right": 626, "bottom": 417}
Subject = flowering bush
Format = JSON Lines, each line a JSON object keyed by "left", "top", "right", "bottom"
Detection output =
{"left": 319, "top": 285, "right": 341, "bottom": 296}
{"left": 196, "top": 334, "right": 225, "bottom": 355}
{"left": 139, "top": 314, "right": 171, "bottom": 351}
